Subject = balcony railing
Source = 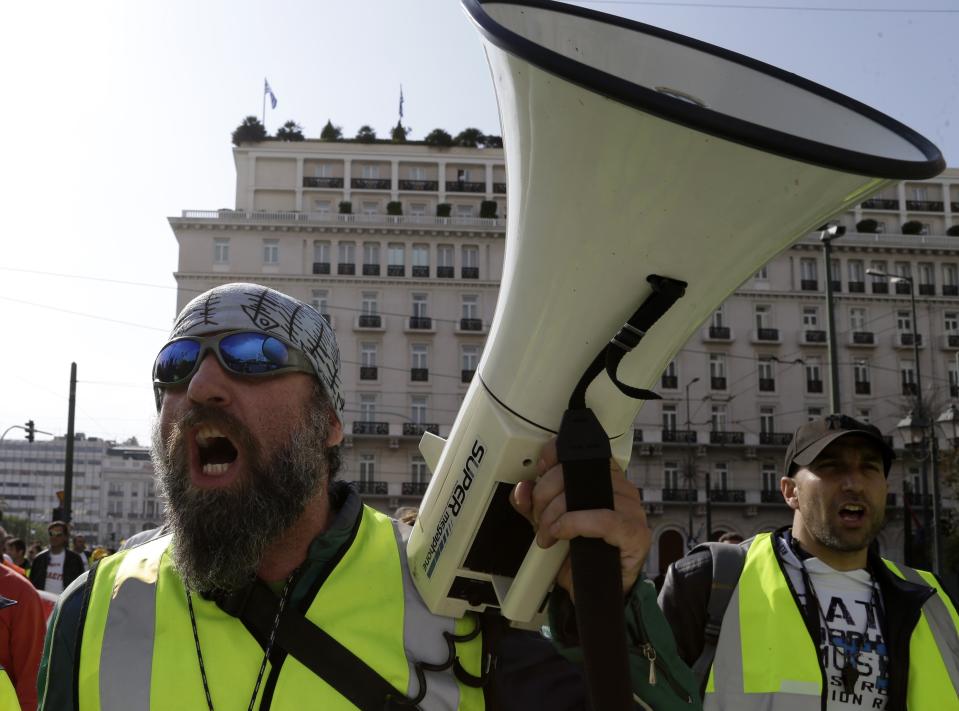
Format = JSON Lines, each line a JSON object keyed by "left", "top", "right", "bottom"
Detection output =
{"left": 756, "top": 328, "right": 780, "bottom": 341}
{"left": 806, "top": 379, "right": 824, "bottom": 394}
{"left": 402, "top": 481, "right": 430, "bottom": 496}
{"left": 359, "top": 366, "right": 378, "bottom": 381}
{"left": 462, "top": 267, "right": 479, "bottom": 279}
{"left": 804, "top": 330, "right": 827, "bottom": 344}
{"left": 437, "top": 266, "right": 454, "bottom": 278}
{"left": 461, "top": 369, "right": 475, "bottom": 383}
{"left": 493, "top": 182, "right": 507, "bottom": 194}
{"left": 708, "top": 326, "right": 731, "bottom": 340}
{"left": 412, "top": 265, "right": 430, "bottom": 278}
{"left": 800, "top": 279, "right": 819, "bottom": 291}
{"left": 710, "top": 431, "right": 744, "bottom": 445}
{"left": 180, "top": 209, "right": 507, "bottom": 231}
{"left": 758, "top": 378, "right": 776, "bottom": 392}
{"left": 711, "top": 376, "right": 727, "bottom": 390}
{"left": 852, "top": 331, "right": 875, "bottom": 345}
{"left": 905, "top": 200, "right": 943, "bottom": 211}
{"left": 352, "top": 421, "right": 388, "bottom": 435}
{"left": 760, "top": 489, "right": 781, "bottom": 503}
{"left": 759, "top": 432, "right": 792, "bottom": 446}
{"left": 854, "top": 381, "right": 871, "bottom": 395}
{"left": 354, "top": 480, "right": 388, "bottom": 495}
{"left": 848, "top": 281, "right": 865, "bottom": 293}
{"left": 918, "top": 283, "right": 935, "bottom": 296}
{"left": 338, "top": 263, "right": 356, "bottom": 276}
{"left": 898, "top": 332, "right": 923, "bottom": 347}
{"left": 398, "top": 180, "right": 438, "bottom": 191}
{"left": 662, "top": 429, "right": 697, "bottom": 443}
{"left": 662, "top": 488, "right": 697, "bottom": 502}
{"left": 944, "top": 285, "right": 959, "bottom": 296}
{"left": 358, "top": 314, "right": 382, "bottom": 328}
{"left": 902, "top": 382, "right": 918, "bottom": 396}
{"left": 710, "top": 489, "right": 746, "bottom": 503}
{"left": 895, "top": 281, "right": 912, "bottom": 295}
{"left": 871, "top": 282, "right": 889, "bottom": 294}
{"left": 312, "top": 262, "right": 331, "bottom": 275}
{"left": 351, "top": 178, "right": 391, "bottom": 190}
{"left": 446, "top": 180, "right": 486, "bottom": 193}
{"left": 304, "top": 176, "right": 343, "bottom": 189}
{"left": 831, "top": 280, "right": 842, "bottom": 292}
{"left": 460, "top": 318, "right": 483, "bottom": 331}
{"left": 861, "top": 198, "right": 899, "bottom": 210}
{"left": 403, "top": 423, "right": 439, "bottom": 436}
{"left": 408, "top": 317, "right": 432, "bottom": 330}
{"left": 661, "top": 375, "right": 678, "bottom": 389}
{"left": 410, "top": 368, "right": 429, "bottom": 382}
{"left": 362, "top": 263, "right": 380, "bottom": 276}
{"left": 948, "top": 334, "right": 959, "bottom": 348}
{"left": 388, "top": 265, "right": 405, "bottom": 277}
{"left": 633, "top": 429, "right": 643, "bottom": 443}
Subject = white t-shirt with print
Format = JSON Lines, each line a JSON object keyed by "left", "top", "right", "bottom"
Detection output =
{"left": 44, "top": 550, "right": 66, "bottom": 594}
{"left": 780, "top": 540, "right": 889, "bottom": 710}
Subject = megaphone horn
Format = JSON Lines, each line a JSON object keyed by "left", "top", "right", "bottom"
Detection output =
{"left": 408, "top": 0, "right": 943, "bottom": 701}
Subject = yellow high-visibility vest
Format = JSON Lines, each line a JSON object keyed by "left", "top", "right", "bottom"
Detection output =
{"left": 704, "top": 532, "right": 959, "bottom": 710}
{"left": 76, "top": 506, "right": 484, "bottom": 710}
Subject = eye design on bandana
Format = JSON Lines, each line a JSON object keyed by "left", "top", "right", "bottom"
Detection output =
{"left": 153, "top": 331, "right": 314, "bottom": 386}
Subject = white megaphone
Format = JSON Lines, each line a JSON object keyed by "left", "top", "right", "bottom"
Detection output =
{"left": 407, "top": 0, "right": 944, "bottom": 628}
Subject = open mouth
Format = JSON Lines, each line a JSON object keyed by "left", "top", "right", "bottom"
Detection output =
{"left": 196, "top": 426, "right": 239, "bottom": 476}
{"left": 838, "top": 503, "right": 866, "bottom": 523}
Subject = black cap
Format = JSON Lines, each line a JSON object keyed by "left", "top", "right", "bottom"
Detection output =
{"left": 784, "top": 414, "right": 895, "bottom": 476}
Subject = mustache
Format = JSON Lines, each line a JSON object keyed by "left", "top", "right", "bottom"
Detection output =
{"left": 165, "top": 404, "right": 255, "bottom": 452}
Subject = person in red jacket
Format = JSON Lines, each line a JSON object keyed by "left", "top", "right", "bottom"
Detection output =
{"left": 0, "top": 565, "right": 47, "bottom": 711}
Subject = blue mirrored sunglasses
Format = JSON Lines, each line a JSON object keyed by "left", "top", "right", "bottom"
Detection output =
{"left": 153, "top": 331, "right": 314, "bottom": 387}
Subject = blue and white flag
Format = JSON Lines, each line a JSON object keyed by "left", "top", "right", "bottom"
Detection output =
{"left": 399, "top": 85, "right": 404, "bottom": 119}
{"left": 264, "top": 78, "right": 277, "bottom": 109}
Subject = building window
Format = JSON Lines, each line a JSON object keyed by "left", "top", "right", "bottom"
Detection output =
{"left": 461, "top": 346, "right": 479, "bottom": 383}
{"left": 314, "top": 164, "right": 333, "bottom": 178}
{"left": 949, "top": 362, "right": 959, "bottom": 397}
{"left": 662, "top": 404, "right": 678, "bottom": 432}
{"left": 761, "top": 462, "right": 778, "bottom": 491}
{"left": 805, "top": 357, "right": 823, "bottom": 393}
{"left": 713, "top": 462, "right": 728, "bottom": 491}
{"left": 361, "top": 164, "right": 379, "bottom": 179}
{"left": 361, "top": 292, "right": 378, "bottom": 316}
{"left": 263, "top": 239, "right": 279, "bottom": 265}
{"left": 359, "top": 393, "right": 377, "bottom": 421}
{"left": 412, "top": 293, "right": 429, "bottom": 319}
{"left": 359, "top": 454, "right": 375, "bottom": 483}
{"left": 388, "top": 243, "right": 405, "bottom": 276}
{"left": 408, "top": 166, "right": 426, "bottom": 181}
{"left": 856, "top": 408, "right": 871, "bottom": 423}
{"left": 901, "top": 361, "right": 917, "bottom": 395}
{"left": 664, "top": 461, "right": 680, "bottom": 490}
{"left": 462, "top": 245, "right": 479, "bottom": 278}
{"left": 462, "top": 294, "right": 479, "bottom": 321}
{"left": 709, "top": 353, "right": 727, "bottom": 390}
{"left": 847, "top": 260, "right": 864, "bottom": 290}
{"left": 870, "top": 261, "right": 889, "bottom": 293}
{"left": 412, "top": 244, "right": 430, "bottom": 277}
{"left": 754, "top": 266, "right": 768, "bottom": 280}
{"left": 411, "top": 396, "right": 428, "bottom": 424}
{"left": 438, "top": 245, "right": 454, "bottom": 267}
{"left": 213, "top": 238, "right": 230, "bottom": 264}
{"left": 711, "top": 305, "right": 726, "bottom": 328}
{"left": 363, "top": 242, "right": 380, "bottom": 269}
{"left": 411, "top": 344, "right": 429, "bottom": 381}
{"left": 754, "top": 304, "right": 771, "bottom": 330}
{"left": 312, "top": 199, "right": 332, "bottom": 214}
{"left": 830, "top": 258, "right": 841, "bottom": 286}
{"left": 338, "top": 241, "right": 355, "bottom": 270}
{"left": 360, "top": 343, "right": 377, "bottom": 380}
{"left": 943, "top": 264, "right": 958, "bottom": 293}
{"left": 802, "top": 306, "right": 819, "bottom": 328}
{"left": 311, "top": 290, "right": 328, "bottom": 319}
{"left": 918, "top": 262, "right": 935, "bottom": 293}
{"left": 758, "top": 359, "right": 776, "bottom": 392}
{"left": 849, "top": 307, "right": 867, "bottom": 332}
{"left": 896, "top": 310, "right": 913, "bottom": 336}
{"left": 314, "top": 240, "right": 331, "bottom": 265}
{"left": 711, "top": 405, "right": 727, "bottom": 433}
{"left": 410, "top": 202, "right": 427, "bottom": 216}
{"left": 807, "top": 407, "right": 823, "bottom": 421}
{"left": 759, "top": 407, "right": 775, "bottom": 435}
{"left": 455, "top": 204, "right": 475, "bottom": 218}
{"left": 411, "top": 455, "right": 430, "bottom": 484}
{"left": 662, "top": 360, "right": 678, "bottom": 389}
{"left": 800, "top": 258, "right": 818, "bottom": 289}
{"left": 945, "top": 312, "right": 959, "bottom": 335}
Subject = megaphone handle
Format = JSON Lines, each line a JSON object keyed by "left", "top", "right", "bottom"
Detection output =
{"left": 558, "top": 409, "right": 633, "bottom": 711}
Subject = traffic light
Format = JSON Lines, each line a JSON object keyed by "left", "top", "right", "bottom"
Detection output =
{"left": 24, "top": 420, "right": 35, "bottom": 443}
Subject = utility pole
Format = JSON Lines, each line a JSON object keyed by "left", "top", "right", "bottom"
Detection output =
{"left": 63, "top": 363, "right": 77, "bottom": 524}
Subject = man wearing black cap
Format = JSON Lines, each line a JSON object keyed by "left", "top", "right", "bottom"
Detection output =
{"left": 658, "top": 414, "right": 959, "bottom": 709}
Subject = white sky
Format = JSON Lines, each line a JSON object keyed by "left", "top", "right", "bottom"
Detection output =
{"left": 0, "top": 0, "right": 956, "bottom": 446}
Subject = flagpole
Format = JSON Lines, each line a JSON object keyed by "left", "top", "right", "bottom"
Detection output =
{"left": 262, "top": 81, "right": 267, "bottom": 129}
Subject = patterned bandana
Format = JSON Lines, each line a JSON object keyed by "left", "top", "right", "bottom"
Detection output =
{"left": 157, "top": 283, "right": 344, "bottom": 420}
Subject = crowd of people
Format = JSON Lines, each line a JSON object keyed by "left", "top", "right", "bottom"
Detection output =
{"left": 0, "top": 283, "right": 955, "bottom": 710}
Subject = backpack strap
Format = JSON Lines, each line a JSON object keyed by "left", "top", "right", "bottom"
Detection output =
{"left": 688, "top": 541, "right": 749, "bottom": 691}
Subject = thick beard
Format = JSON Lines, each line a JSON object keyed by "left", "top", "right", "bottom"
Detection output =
{"left": 152, "top": 403, "right": 331, "bottom": 592}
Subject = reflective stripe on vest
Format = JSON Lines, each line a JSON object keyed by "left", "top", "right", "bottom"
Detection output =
{"left": 78, "top": 506, "right": 483, "bottom": 710}
{"left": 704, "top": 532, "right": 959, "bottom": 710}
{"left": 883, "top": 561, "right": 959, "bottom": 704}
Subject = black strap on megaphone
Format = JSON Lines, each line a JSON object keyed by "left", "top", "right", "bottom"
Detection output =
{"left": 559, "top": 274, "right": 686, "bottom": 711}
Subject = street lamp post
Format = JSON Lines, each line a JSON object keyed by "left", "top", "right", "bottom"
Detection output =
{"left": 684, "top": 377, "right": 700, "bottom": 550}
{"left": 868, "top": 267, "right": 939, "bottom": 573}
{"left": 820, "top": 224, "right": 844, "bottom": 413}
